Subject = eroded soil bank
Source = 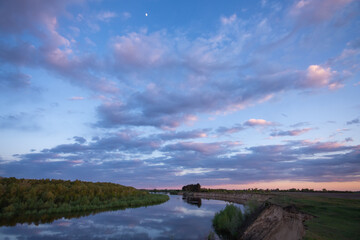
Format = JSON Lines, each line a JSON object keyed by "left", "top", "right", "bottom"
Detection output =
{"left": 184, "top": 192, "right": 312, "bottom": 240}
{"left": 239, "top": 202, "right": 312, "bottom": 240}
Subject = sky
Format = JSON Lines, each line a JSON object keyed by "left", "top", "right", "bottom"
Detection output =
{"left": 0, "top": 0, "right": 359, "bottom": 191}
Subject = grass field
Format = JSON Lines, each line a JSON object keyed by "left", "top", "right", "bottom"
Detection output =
{"left": 270, "top": 193, "right": 360, "bottom": 240}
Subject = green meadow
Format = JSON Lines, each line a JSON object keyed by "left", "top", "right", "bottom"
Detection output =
{"left": 270, "top": 193, "right": 360, "bottom": 240}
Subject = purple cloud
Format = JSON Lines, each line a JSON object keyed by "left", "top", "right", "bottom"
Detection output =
{"left": 73, "top": 136, "right": 87, "bottom": 144}
{"left": 162, "top": 141, "right": 240, "bottom": 156}
{"left": 2, "top": 139, "right": 359, "bottom": 187}
{"left": 347, "top": 118, "right": 360, "bottom": 125}
{"left": 0, "top": 1, "right": 352, "bottom": 131}
{"left": 289, "top": 0, "right": 354, "bottom": 27}
{"left": 0, "top": 0, "right": 119, "bottom": 94}
{"left": 271, "top": 128, "right": 312, "bottom": 137}
{"left": 216, "top": 124, "right": 244, "bottom": 134}
{"left": 0, "top": 71, "right": 31, "bottom": 89}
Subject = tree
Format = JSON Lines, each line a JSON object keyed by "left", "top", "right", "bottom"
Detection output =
{"left": 182, "top": 183, "right": 201, "bottom": 192}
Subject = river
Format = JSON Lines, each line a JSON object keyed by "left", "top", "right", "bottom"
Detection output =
{"left": 0, "top": 194, "right": 244, "bottom": 240}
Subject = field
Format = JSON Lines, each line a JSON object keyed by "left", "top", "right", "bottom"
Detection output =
{"left": 269, "top": 192, "right": 360, "bottom": 240}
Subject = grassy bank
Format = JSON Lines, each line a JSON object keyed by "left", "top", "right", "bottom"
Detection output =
{"left": 270, "top": 193, "right": 360, "bottom": 240}
{"left": 0, "top": 177, "right": 169, "bottom": 223}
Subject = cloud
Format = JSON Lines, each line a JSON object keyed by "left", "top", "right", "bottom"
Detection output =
{"left": 216, "top": 124, "right": 244, "bottom": 135}
{"left": 0, "top": 0, "right": 83, "bottom": 34}
{"left": 0, "top": 71, "right": 31, "bottom": 89}
{"left": 289, "top": 0, "right": 354, "bottom": 26}
{"left": 303, "top": 65, "right": 333, "bottom": 87}
{"left": 0, "top": 112, "right": 40, "bottom": 131}
{"left": 2, "top": 138, "right": 359, "bottom": 186}
{"left": 162, "top": 141, "right": 240, "bottom": 156}
{"left": 0, "top": 0, "right": 119, "bottom": 95}
{"left": 270, "top": 128, "right": 312, "bottom": 137}
{"left": 155, "top": 129, "right": 210, "bottom": 141}
{"left": 221, "top": 14, "right": 237, "bottom": 25}
{"left": 1, "top": 2, "right": 353, "bottom": 131}
{"left": 0, "top": 41, "right": 36, "bottom": 66}
{"left": 97, "top": 11, "right": 117, "bottom": 22}
{"left": 96, "top": 101, "right": 196, "bottom": 129}
{"left": 122, "top": 12, "right": 131, "bottom": 20}
{"left": 290, "top": 122, "right": 310, "bottom": 128}
{"left": 112, "top": 31, "right": 174, "bottom": 69}
{"left": 294, "top": 65, "right": 344, "bottom": 90}
{"left": 244, "top": 119, "right": 275, "bottom": 127}
{"left": 347, "top": 118, "right": 360, "bottom": 125}
{"left": 73, "top": 136, "right": 86, "bottom": 144}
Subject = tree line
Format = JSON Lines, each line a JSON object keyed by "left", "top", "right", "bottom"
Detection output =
{"left": 0, "top": 177, "right": 169, "bottom": 220}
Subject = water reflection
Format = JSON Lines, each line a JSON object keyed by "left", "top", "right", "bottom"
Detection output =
{"left": 0, "top": 195, "right": 243, "bottom": 240}
{"left": 182, "top": 196, "right": 202, "bottom": 208}
{"left": 0, "top": 206, "right": 132, "bottom": 227}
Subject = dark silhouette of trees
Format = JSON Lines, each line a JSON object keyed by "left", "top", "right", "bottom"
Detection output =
{"left": 182, "top": 183, "right": 201, "bottom": 192}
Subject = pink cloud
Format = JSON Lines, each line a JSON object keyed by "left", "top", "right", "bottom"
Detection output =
{"left": 328, "top": 82, "right": 345, "bottom": 90}
{"left": 313, "top": 142, "right": 345, "bottom": 150}
{"left": 244, "top": 118, "right": 275, "bottom": 127}
{"left": 304, "top": 65, "right": 332, "bottom": 87}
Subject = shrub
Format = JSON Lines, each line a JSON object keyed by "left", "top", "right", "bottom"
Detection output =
{"left": 212, "top": 204, "right": 243, "bottom": 240}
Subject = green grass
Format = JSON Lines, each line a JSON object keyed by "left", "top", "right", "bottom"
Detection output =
{"left": 270, "top": 194, "right": 360, "bottom": 240}
{"left": 212, "top": 204, "right": 244, "bottom": 240}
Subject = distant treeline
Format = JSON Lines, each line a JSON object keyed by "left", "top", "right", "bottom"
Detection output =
{"left": 199, "top": 188, "right": 354, "bottom": 193}
{"left": 0, "top": 177, "right": 169, "bottom": 220}
{"left": 151, "top": 185, "right": 354, "bottom": 194}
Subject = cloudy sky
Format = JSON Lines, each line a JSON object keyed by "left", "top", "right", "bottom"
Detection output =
{"left": 0, "top": 0, "right": 359, "bottom": 190}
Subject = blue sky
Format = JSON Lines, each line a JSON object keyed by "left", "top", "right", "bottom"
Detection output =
{"left": 0, "top": 0, "right": 359, "bottom": 190}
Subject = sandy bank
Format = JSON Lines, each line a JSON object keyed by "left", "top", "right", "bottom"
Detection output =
{"left": 240, "top": 203, "right": 312, "bottom": 240}
{"left": 184, "top": 192, "right": 312, "bottom": 240}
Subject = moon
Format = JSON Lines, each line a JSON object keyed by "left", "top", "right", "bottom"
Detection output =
{"left": 145, "top": 12, "right": 148, "bottom": 17}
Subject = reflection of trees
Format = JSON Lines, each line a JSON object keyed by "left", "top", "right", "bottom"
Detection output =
{"left": 0, "top": 206, "right": 131, "bottom": 226}
{"left": 183, "top": 196, "right": 202, "bottom": 208}
{"left": 0, "top": 198, "right": 170, "bottom": 227}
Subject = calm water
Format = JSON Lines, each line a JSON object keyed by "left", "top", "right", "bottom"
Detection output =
{"left": 0, "top": 194, "right": 244, "bottom": 240}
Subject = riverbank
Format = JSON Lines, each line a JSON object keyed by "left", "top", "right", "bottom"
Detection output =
{"left": 184, "top": 191, "right": 360, "bottom": 240}
{"left": 270, "top": 192, "right": 360, "bottom": 240}
{"left": 0, "top": 177, "right": 169, "bottom": 225}
{"left": 183, "top": 192, "right": 271, "bottom": 204}
{"left": 239, "top": 202, "right": 312, "bottom": 240}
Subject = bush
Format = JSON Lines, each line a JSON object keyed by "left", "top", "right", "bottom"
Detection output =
{"left": 244, "top": 200, "right": 259, "bottom": 218}
{"left": 212, "top": 204, "right": 243, "bottom": 240}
